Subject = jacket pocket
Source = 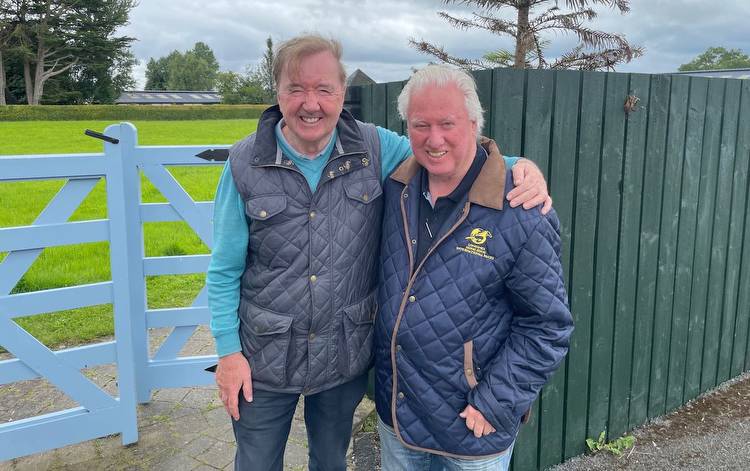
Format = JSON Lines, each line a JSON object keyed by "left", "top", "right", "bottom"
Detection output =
{"left": 344, "top": 178, "right": 382, "bottom": 204}
{"left": 338, "top": 291, "right": 377, "bottom": 378}
{"left": 245, "top": 194, "right": 287, "bottom": 221}
{"left": 463, "top": 340, "right": 478, "bottom": 389}
{"left": 240, "top": 303, "right": 294, "bottom": 388}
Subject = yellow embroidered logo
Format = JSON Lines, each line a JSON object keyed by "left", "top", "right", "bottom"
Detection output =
{"left": 458, "top": 228, "right": 495, "bottom": 260}
{"left": 465, "top": 228, "right": 492, "bottom": 245}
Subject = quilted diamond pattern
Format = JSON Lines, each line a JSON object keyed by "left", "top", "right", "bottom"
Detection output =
{"left": 228, "top": 108, "right": 383, "bottom": 394}
{"left": 375, "top": 162, "right": 573, "bottom": 457}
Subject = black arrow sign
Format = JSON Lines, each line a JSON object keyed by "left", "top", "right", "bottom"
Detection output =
{"left": 196, "top": 149, "right": 230, "bottom": 162}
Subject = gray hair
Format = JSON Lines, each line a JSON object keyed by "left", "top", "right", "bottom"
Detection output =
{"left": 273, "top": 34, "right": 346, "bottom": 90}
{"left": 397, "top": 64, "right": 485, "bottom": 135}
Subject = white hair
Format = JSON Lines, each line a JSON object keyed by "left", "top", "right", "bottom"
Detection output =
{"left": 397, "top": 64, "right": 485, "bottom": 135}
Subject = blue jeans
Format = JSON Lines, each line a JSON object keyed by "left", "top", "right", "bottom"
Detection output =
{"left": 378, "top": 417, "right": 515, "bottom": 471}
{"left": 231, "top": 374, "right": 367, "bottom": 471}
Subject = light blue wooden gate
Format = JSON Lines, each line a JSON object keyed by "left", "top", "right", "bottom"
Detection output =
{"left": 0, "top": 123, "right": 224, "bottom": 460}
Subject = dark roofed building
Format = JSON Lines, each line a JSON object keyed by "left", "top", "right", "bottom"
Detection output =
{"left": 346, "top": 69, "right": 376, "bottom": 87}
{"left": 115, "top": 90, "right": 222, "bottom": 105}
{"left": 673, "top": 68, "right": 750, "bottom": 79}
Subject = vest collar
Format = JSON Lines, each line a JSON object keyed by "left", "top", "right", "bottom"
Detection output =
{"left": 389, "top": 136, "right": 506, "bottom": 210}
{"left": 251, "top": 105, "right": 366, "bottom": 166}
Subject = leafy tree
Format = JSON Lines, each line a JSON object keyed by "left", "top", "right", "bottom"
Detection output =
{"left": 0, "top": 0, "right": 136, "bottom": 104}
{"left": 216, "top": 68, "right": 267, "bottom": 104}
{"left": 412, "top": 0, "right": 644, "bottom": 71}
{"left": 145, "top": 42, "right": 220, "bottom": 91}
{"left": 678, "top": 47, "right": 750, "bottom": 72}
{"left": 257, "top": 36, "right": 275, "bottom": 102}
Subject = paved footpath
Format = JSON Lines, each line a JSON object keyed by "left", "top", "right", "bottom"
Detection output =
{"left": 0, "top": 327, "right": 374, "bottom": 470}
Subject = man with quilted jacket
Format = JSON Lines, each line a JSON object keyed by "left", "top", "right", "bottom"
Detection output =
{"left": 206, "top": 35, "right": 552, "bottom": 471}
{"left": 374, "top": 65, "right": 574, "bottom": 470}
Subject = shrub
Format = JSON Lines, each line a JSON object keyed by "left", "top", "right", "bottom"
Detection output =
{"left": 0, "top": 104, "right": 270, "bottom": 121}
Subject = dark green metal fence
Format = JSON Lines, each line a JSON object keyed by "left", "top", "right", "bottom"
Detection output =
{"left": 350, "top": 68, "right": 750, "bottom": 470}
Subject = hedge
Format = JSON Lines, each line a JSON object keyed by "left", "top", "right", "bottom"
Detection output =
{"left": 0, "top": 104, "right": 270, "bottom": 121}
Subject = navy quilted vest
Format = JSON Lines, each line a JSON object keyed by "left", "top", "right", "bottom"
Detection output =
{"left": 230, "top": 106, "right": 382, "bottom": 394}
{"left": 375, "top": 141, "right": 573, "bottom": 458}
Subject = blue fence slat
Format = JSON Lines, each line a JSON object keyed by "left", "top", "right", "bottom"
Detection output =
{"left": 0, "top": 154, "right": 106, "bottom": 181}
{"left": 133, "top": 145, "right": 229, "bottom": 166}
{"left": 0, "top": 342, "right": 116, "bottom": 385}
{"left": 142, "top": 255, "right": 211, "bottom": 276}
{"left": 153, "top": 287, "right": 209, "bottom": 362}
{"left": 0, "top": 407, "right": 121, "bottom": 461}
{"left": 146, "top": 306, "right": 210, "bottom": 328}
{"left": 146, "top": 356, "right": 217, "bottom": 389}
{"left": 0, "top": 320, "right": 117, "bottom": 411}
{"left": 0, "top": 178, "right": 99, "bottom": 294}
{"left": 140, "top": 202, "right": 214, "bottom": 223}
{"left": 0, "top": 220, "right": 109, "bottom": 252}
{"left": 0, "top": 282, "right": 112, "bottom": 319}
{"left": 140, "top": 163, "right": 213, "bottom": 246}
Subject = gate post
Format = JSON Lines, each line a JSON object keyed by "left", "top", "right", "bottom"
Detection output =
{"left": 105, "top": 123, "right": 148, "bottom": 444}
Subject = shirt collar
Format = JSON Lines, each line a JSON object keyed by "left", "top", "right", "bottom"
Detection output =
{"left": 392, "top": 137, "right": 506, "bottom": 210}
{"left": 274, "top": 118, "right": 338, "bottom": 162}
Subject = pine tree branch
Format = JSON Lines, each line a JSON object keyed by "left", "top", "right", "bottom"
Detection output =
{"left": 409, "top": 38, "right": 487, "bottom": 70}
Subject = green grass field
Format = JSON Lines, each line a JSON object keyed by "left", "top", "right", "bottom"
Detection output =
{"left": 0, "top": 119, "right": 258, "bottom": 350}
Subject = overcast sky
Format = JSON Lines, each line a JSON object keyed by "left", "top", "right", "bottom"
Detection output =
{"left": 120, "top": 0, "right": 750, "bottom": 88}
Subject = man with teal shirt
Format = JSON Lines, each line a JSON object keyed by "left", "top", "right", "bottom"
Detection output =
{"left": 206, "top": 34, "right": 550, "bottom": 471}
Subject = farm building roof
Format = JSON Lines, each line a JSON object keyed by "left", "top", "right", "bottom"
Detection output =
{"left": 115, "top": 90, "right": 222, "bottom": 105}
{"left": 673, "top": 68, "right": 750, "bottom": 79}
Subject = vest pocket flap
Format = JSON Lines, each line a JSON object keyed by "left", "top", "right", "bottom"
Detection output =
{"left": 247, "top": 306, "right": 293, "bottom": 336}
{"left": 245, "top": 194, "right": 287, "bottom": 220}
{"left": 343, "top": 292, "right": 377, "bottom": 324}
{"left": 344, "top": 178, "right": 383, "bottom": 204}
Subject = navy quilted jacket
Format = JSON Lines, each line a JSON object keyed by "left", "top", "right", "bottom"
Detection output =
{"left": 374, "top": 139, "right": 573, "bottom": 458}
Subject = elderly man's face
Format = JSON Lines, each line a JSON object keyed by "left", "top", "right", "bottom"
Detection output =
{"left": 407, "top": 83, "right": 478, "bottom": 186}
{"left": 276, "top": 50, "right": 345, "bottom": 155}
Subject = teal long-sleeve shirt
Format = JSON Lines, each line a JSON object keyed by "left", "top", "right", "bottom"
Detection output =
{"left": 207, "top": 125, "right": 518, "bottom": 356}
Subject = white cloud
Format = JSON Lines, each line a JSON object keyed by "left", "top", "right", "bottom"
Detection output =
{"left": 120, "top": 0, "right": 750, "bottom": 87}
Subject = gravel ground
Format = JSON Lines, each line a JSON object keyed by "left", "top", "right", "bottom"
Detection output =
{"left": 351, "top": 372, "right": 750, "bottom": 471}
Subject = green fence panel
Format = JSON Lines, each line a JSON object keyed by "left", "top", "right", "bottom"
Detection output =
{"left": 538, "top": 69, "right": 581, "bottom": 470}
{"left": 385, "top": 81, "right": 404, "bottom": 133}
{"left": 563, "top": 70, "right": 605, "bottom": 460}
{"left": 371, "top": 83, "right": 388, "bottom": 128}
{"left": 714, "top": 79, "right": 743, "bottom": 385}
{"left": 587, "top": 71, "right": 628, "bottom": 440}
{"left": 473, "top": 69, "right": 494, "bottom": 136}
{"left": 628, "top": 73, "right": 670, "bottom": 429}
{"left": 667, "top": 76, "right": 710, "bottom": 411}
{"left": 608, "top": 73, "right": 650, "bottom": 439}
{"left": 697, "top": 78, "right": 730, "bottom": 394}
{"left": 648, "top": 74, "right": 690, "bottom": 419}
{"left": 492, "top": 68, "right": 525, "bottom": 156}
{"left": 730, "top": 81, "right": 750, "bottom": 376}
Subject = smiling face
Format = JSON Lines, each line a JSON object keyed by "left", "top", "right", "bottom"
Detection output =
{"left": 276, "top": 50, "right": 345, "bottom": 156}
{"left": 406, "top": 82, "right": 478, "bottom": 193}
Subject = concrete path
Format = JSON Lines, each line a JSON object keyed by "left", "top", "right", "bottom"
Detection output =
{"left": 0, "top": 327, "right": 375, "bottom": 470}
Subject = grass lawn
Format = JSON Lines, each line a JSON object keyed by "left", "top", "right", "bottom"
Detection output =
{"left": 0, "top": 119, "right": 258, "bottom": 351}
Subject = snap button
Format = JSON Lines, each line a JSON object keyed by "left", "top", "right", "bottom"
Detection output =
{"left": 408, "top": 295, "right": 416, "bottom": 303}
{"left": 259, "top": 210, "right": 268, "bottom": 218}
{"left": 310, "top": 275, "right": 317, "bottom": 283}
{"left": 309, "top": 211, "right": 316, "bottom": 219}
{"left": 396, "top": 344, "right": 402, "bottom": 352}
{"left": 362, "top": 158, "right": 370, "bottom": 166}
{"left": 309, "top": 332, "right": 315, "bottom": 340}
{"left": 398, "top": 392, "right": 405, "bottom": 400}
{"left": 362, "top": 193, "right": 369, "bottom": 202}
{"left": 411, "top": 239, "right": 416, "bottom": 245}
{"left": 466, "top": 368, "right": 474, "bottom": 376}
{"left": 403, "top": 193, "right": 409, "bottom": 199}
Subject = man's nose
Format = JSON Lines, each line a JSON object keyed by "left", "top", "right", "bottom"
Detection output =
{"left": 426, "top": 128, "right": 445, "bottom": 146}
{"left": 301, "top": 91, "right": 321, "bottom": 110}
